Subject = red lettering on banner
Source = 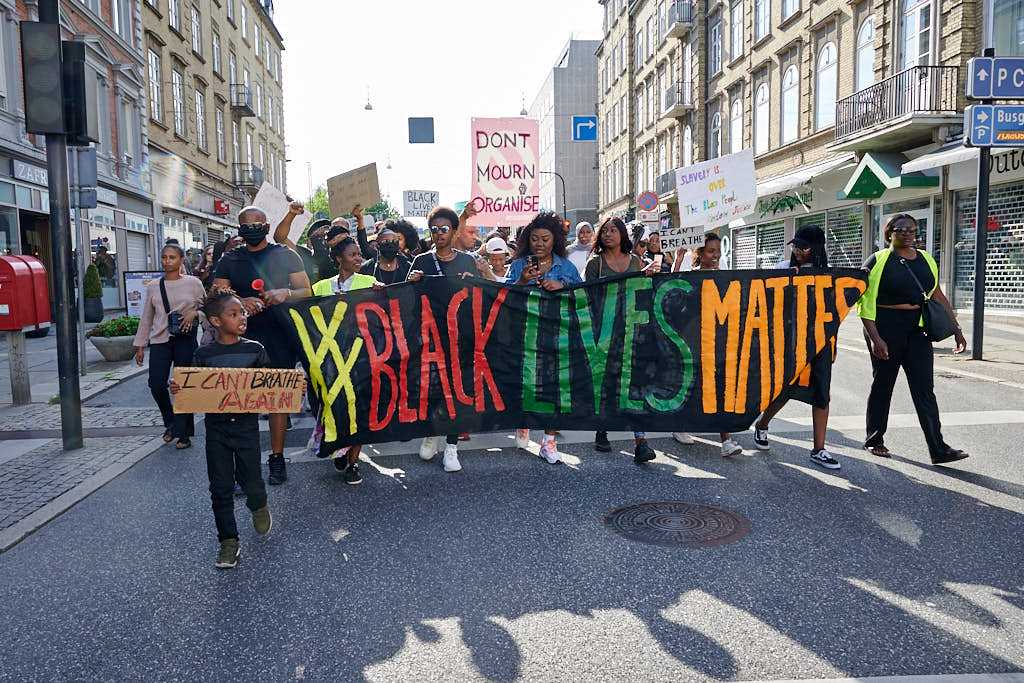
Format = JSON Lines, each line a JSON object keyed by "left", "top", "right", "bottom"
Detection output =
{"left": 446, "top": 289, "right": 474, "bottom": 406}
{"left": 418, "top": 294, "right": 456, "bottom": 420}
{"left": 472, "top": 287, "right": 507, "bottom": 412}
{"left": 356, "top": 302, "right": 398, "bottom": 431}
{"left": 389, "top": 298, "right": 417, "bottom": 423}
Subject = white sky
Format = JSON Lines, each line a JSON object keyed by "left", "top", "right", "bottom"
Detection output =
{"left": 276, "top": 0, "right": 602, "bottom": 215}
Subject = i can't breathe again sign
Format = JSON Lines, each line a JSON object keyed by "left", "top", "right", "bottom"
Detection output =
{"left": 470, "top": 117, "right": 540, "bottom": 227}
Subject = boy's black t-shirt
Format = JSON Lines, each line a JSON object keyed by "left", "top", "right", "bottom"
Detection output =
{"left": 192, "top": 338, "right": 270, "bottom": 426}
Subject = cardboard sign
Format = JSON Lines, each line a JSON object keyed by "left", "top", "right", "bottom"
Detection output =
{"left": 172, "top": 368, "right": 305, "bottom": 414}
{"left": 659, "top": 225, "right": 706, "bottom": 252}
{"left": 253, "top": 182, "right": 313, "bottom": 244}
{"left": 675, "top": 149, "right": 757, "bottom": 229}
{"left": 123, "top": 271, "right": 164, "bottom": 318}
{"left": 470, "top": 117, "right": 540, "bottom": 227}
{"left": 403, "top": 190, "right": 440, "bottom": 218}
{"left": 327, "top": 163, "right": 381, "bottom": 218}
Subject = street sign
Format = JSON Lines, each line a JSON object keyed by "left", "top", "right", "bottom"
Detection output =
{"left": 637, "top": 210, "right": 660, "bottom": 224}
{"left": 967, "top": 57, "right": 1024, "bottom": 99}
{"left": 571, "top": 115, "right": 597, "bottom": 142}
{"left": 637, "top": 191, "right": 658, "bottom": 212}
{"left": 963, "top": 104, "right": 1024, "bottom": 146}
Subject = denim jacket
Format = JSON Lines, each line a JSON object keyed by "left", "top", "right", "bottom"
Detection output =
{"left": 506, "top": 254, "right": 584, "bottom": 286}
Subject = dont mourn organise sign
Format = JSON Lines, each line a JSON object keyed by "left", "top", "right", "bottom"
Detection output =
{"left": 285, "top": 272, "right": 867, "bottom": 452}
{"left": 470, "top": 117, "right": 540, "bottom": 227}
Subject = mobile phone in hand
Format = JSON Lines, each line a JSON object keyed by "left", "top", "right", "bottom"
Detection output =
{"left": 528, "top": 255, "right": 539, "bottom": 268}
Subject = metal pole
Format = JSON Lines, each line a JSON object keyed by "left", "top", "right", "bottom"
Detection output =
{"left": 40, "top": 0, "right": 83, "bottom": 450}
{"left": 72, "top": 148, "right": 88, "bottom": 377}
{"left": 972, "top": 46, "right": 996, "bottom": 361}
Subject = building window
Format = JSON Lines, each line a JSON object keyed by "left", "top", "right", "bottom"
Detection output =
{"left": 195, "top": 89, "right": 207, "bottom": 150}
{"left": 190, "top": 5, "right": 202, "bottom": 55}
{"left": 119, "top": 97, "right": 138, "bottom": 167}
{"left": 755, "top": 0, "right": 770, "bottom": 40}
{"left": 658, "top": 138, "right": 667, "bottom": 176}
{"left": 658, "top": 1, "right": 667, "bottom": 42}
{"left": 255, "top": 83, "right": 263, "bottom": 117}
{"left": 229, "top": 52, "right": 237, "bottom": 85}
{"left": 226, "top": 0, "right": 235, "bottom": 23}
{"left": 232, "top": 120, "right": 240, "bottom": 162}
{"left": 265, "top": 39, "right": 271, "bottom": 68}
{"left": 254, "top": 23, "right": 261, "bottom": 59}
{"left": 636, "top": 153, "right": 645, "bottom": 192}
{"left": 259, "top": 142, "right": 265, "bottom": 171}
{"left": 618, "top": 35, "right": 626, "bottom": 73}
{"left": 171, "top": 69, "right": 185, "bottom": 136}
{"left": 710, "top": 18, "right": 722, "bottom": 74}
{"left": 856, "top": 18, "right": 876, "bottom": 91}
{"left": 731, "top": 1, "right": 744, "bottom": 60}
{"left": 169, "top": 0, "right": 181, "bottom": 31}
{"left": 730, "top": 98, "right": 743, "bottom": 153}
{"left": 113, "top": 0, "right": 133, "bottom": 42}
{"left": 683, "top": 125, "right": 692, "bottom": 166}
{"left": 241, "top": 3, "right": 248, "bottom": 40}
{"left": 636, "top": 90, "right": 644, "bottom": 129}
{"left": 246, "top": 131, "right": 253, "bottom": 165}
{"left": 901, "top": 0, "right": 932, "bottom": 68}
{"left": 212, "top": 32, "right": 222, "bottom": 74}
{"left": 710, "top": 112, "right": 722, "bottom": 157}
{"left": 216, "top": 108, "right": 226, "bottom": 162}
{"left": 815, "top": 43, "right": 837, "bottom": 129}
{"left": 782, "top": 0, "right": 799, "bottom": 20}
{"left": 993, "top": 0, "right": 1024, "bottom": 56}
{"left": 148, "top": 49, "right": 162, "bottom": 122}
{"left": 781, "top": 64, "right": 799, "bottom": 144}
{"left": 635, "top": 29, "right": 644, "bottom": 70}
{"left": 267, "top": 96, "right": 273, "bottom": 130}
{"left": 754, "top": 82, "right": 769, "bottom": 155}
{"left": 646, "top": 17, "right": 655, "bottom": 57}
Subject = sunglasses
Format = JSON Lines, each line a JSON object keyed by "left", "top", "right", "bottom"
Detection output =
{"left": 891, "top": 225, "right": 917, "bottom": 235}
{"left": 429, "top": 226, "right": 452, "bottom": 234}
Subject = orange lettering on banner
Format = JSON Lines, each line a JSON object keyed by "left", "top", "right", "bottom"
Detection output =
{"left": 834, "top": 276, "right": 867, "bottom": 326}
{"left": 764, "top": 276, "right": 789, "bottom": 398}
{"left": 736, "top": 279, "right": 771, "bottom": 413}
{"left": 791, "top": 275, "right": 814, "bottom": 384}
{"left": 701, "top": 279, "right": 741, "bottom": 414}
{"left": 813, "top": 275, "right": 835, "bottom": 355}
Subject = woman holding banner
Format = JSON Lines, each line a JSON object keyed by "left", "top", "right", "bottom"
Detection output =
{"left": 583, "top": 217, "right": 657, "bottom": 464}
{"left": 505, "top": 212, "right": 583, "bottom": 464}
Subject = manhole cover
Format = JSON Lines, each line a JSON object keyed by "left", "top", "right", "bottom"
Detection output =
{"left": 603, "top": 501, "right": 751, "bottom": 548}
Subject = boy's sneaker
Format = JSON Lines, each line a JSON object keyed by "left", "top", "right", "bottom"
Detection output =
{"left": 539, "top": 439, "right": 561, "bottom": 464}
{"left": 672, "top": 432, "right": 694, "bottom": 445}
{"left": 810, "top": 449, "right": 841, "bottom": 470}
{"left": 251, "top": 506, "right": 272, "bottom": 535}
{"left": 515, "top": 429, "right": 531, "bottom": 450}
{"left": 753, "top": 426, "right": 771, "bottom": 451}
{"left": 721, "top": 440, "right": 743, "bottom": 458}
{"left": 419, "top": 436, "right": 439, "bottom": 462}
{"left": 594, "top": 432, "right": 612, "bottom": 452}
{"left": 343, "top": 462, "right": 363, "bottom": 485}
{"left": 442, "top": 444, "right": 462, "bottom": 472}
{"left": 215, "top": 538, "right": 240, "bottom": 569}
{"left": 634, "top": 440, "right": 656, "bottom": 463}
{"left": 267, "top": 454, "right": 288, "bottom": 485}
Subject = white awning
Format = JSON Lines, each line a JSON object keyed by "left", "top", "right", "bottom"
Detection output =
{"left": 901, "top": 143, "right": 1013, "bottom": 173}
{"left": 756, "top": 153, "right": 856, "bottom": 197}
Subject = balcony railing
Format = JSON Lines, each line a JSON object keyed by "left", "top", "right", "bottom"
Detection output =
{"left": 834, "top": 65, "right": 959, "bottom": 142}
{"left": 662, "top": 82, "right": 693, "bottom": 118}
{"left": 666, "top": 1, "right": 694, "bottom": 38}
{"left": 230, "top": 84, "right": 256, "bottom": 118}
{"left": 234, "top": 164, "right": 264, "bottom": 189}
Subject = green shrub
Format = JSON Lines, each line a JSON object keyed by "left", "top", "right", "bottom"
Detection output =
{"left": 87, "top": 316, "right": 140, "bottom": 338}
{"left": 84, "top": 263, "right": 102, "bottom": 299}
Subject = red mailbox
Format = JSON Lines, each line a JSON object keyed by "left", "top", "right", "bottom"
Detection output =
{"left": 0, "top": 255, "right": 51, "bottom": 333}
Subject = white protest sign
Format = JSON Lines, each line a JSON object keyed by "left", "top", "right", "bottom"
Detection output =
{"left": 675, "top": 149, "right": 756, "bottom": 228}
{"left": 659, "top": 225, "right": 706, "bottom": 252}
{"left": 253, "top": 182, "right": 312, "bottom": 244}
{"left": 403, "top": 190, "right": 439, "bottom": 218}
{"left": 470, "top": 117, "right": 540, "bottom": 227}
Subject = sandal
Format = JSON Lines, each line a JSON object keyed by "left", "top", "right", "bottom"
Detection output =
{"left": 162, "top": 430, "right": 174, "bottom": 443}
{"left": 865, "top": 444, "right": 891, "bottom": 458}
{"left": 175, "top": 438, "right": 192, "bottom": 450}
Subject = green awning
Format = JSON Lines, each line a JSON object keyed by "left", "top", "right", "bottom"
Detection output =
{"left": 837, "top": 152, "right": 939, "bottom": 200}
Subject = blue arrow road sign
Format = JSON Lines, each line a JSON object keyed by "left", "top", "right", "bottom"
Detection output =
{"left": 572, "top": 115, "right": 598, "bottom": 141}
{"left": 964, "top": 104, "right": 1024, "bottom": 146}
{"left": 967, "top": 57, "right": 1024, "bottom": 99}
{"left": 966, "top": 105, "right": 993, "bottom": 146}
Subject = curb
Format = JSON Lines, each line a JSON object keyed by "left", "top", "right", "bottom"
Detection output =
{"left": 80, "top": 366, "right": 148, "bottom": 403}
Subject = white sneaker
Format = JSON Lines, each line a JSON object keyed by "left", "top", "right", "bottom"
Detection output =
{"left": 515, "top": 429, "right": 531, "bottom": 449}
{"left": 442, "top": 444, "right": 462, "bottom": 472}
{"left": 419, "top": 436, "right": 439, "bottom": 461}
{"left": 721, "top": 439, "right": 742, "bottom": 457}
{"left": 539, "top": 439, "right": 561, "bottom": 464}
{"left": 672, "top": 432, "right": 694, "bottom": 445}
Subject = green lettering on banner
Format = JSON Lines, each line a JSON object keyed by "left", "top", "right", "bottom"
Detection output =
{"left": 619, "top": 277, "right": 653, "bottom": 412}
{"left": 574, "top": 282, "right": 620, "bottom": 414}
{"left": 558, "top": 295, "right": 572, "bottom": 414}
{"left": 647, "top": 279, "right": 694, "bottom": 412}
{"left": 522, "top": 290, "right": 554, "bottom": 414}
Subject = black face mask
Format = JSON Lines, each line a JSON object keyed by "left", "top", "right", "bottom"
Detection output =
{"left": 238, "top": 223, "right": 269, "bottom": 246}
{"left": 377, "top": 242, "right": 400, "bottom": 259}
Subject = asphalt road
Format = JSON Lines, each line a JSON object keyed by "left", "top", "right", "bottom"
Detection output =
{"left": 4, "top": 328, "right": 1024, "bottom": 682}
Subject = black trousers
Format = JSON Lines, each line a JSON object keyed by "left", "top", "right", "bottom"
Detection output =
{"left": 206, "top": 419, "right": 267, "bottom": 542}
{"left": 864, "top": 308, "right": 948, "bottom": 458}
{"left": 148, "top": 332, "right": 197, "bottom": 439}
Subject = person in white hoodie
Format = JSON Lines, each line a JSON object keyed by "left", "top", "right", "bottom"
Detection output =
{"left": 566, "top": 221, "right": 595, "bottom": 276}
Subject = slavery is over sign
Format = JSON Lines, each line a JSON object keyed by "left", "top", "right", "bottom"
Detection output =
{"left": 286, "top": 272, "right": 867, "bottom": 452}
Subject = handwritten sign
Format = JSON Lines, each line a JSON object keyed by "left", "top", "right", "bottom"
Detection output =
{"left": 403, "top": 190, "right": 439, "bottom": 218}
{"left": 172, "top": 368, "right": 305, "bottom": 414}
{"left": 470, "top": 117, "right": 540, "bottom": 227}
{"left": 254, "top": 182, "right": 312, "bottom": 244}
{"left": 660, "top": 226, "right": 706, "bottom": 252}
{"left": 327, "top": 163, "right": 381, "bottom": 219}
{"left": 675, "top": 149, "right": 756, "bottom": 229}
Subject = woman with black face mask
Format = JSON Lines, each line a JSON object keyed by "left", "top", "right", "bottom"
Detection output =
{"left": 359, "top": 228, "right": 411, "bottom": 285}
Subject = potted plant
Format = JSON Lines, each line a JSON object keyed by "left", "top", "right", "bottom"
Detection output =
{"left": 86, "top": 316, "right": 140, "bottom": 362}
{"left": 83, "top": 263, "right": 104, "bottom": 323}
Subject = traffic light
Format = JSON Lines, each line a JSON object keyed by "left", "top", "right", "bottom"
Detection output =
{"left": 61, "top": 41, "right": 99, "bottom": 146}
{"left": 20, "top": 22, "right": 64, "bottom": 135}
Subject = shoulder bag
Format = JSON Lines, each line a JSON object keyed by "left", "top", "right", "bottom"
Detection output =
{"left": 899, "top": 257, "right": 956, "bottom": 342}
{"left": 159, "top": 278, "right": 187, "bottom": 338}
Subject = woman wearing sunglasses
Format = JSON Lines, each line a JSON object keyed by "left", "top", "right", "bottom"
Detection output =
{"left": 859, "top": 214, "right": 968, "bottom": 465}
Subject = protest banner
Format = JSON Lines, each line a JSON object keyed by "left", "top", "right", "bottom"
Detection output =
{"left": 659, "top": 226, "right": 706, "bottom": 252}
{"left": 253, "top": 182, "right": 313, "bottom": 244}
{"left": 171, "top": 368, "right": 305, "bottom": 414}
{"left": 123, "top": 271, "right": 163, "bottom": 318}
{"left": 676, "top": 149, "right": 757, "bottom": 229}
{"left": 403, "top": 190, "right": 440, "bottom": 218}
{"left": 285, "top": 271, "right": 867, "bottom": 452}
{"left": 327, "top": 163, "right": 381, "bottom": 218}
{"left": 470, "top": 117, "right": 540, "bottom": 227}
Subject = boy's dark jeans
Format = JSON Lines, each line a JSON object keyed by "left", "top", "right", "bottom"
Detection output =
{"left": 205, "top": 418, "right": 267, "bottom": 541}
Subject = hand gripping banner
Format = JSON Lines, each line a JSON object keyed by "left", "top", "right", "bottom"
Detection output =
{"left": 285, "top": 271, "right": 867, "bottom": 452}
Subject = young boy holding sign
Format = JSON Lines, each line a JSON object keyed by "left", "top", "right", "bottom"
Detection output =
{"left": 171, "top": 289, "right": 279, "bottom": 569}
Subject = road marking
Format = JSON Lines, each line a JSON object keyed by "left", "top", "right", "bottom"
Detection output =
{"left": 772, "top": 410, "right": 1024, "bottom": 432}
{"left": 839, "top": 343, "right": 1024, "bottom": 390}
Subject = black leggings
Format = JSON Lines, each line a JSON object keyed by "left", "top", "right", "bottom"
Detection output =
{"left": 148, "top": 332, "right": 197, "bottom": 439}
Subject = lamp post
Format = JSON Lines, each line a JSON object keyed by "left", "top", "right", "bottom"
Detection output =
{"left": 539, "top": 170, "right": 568, "bottom": 221}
